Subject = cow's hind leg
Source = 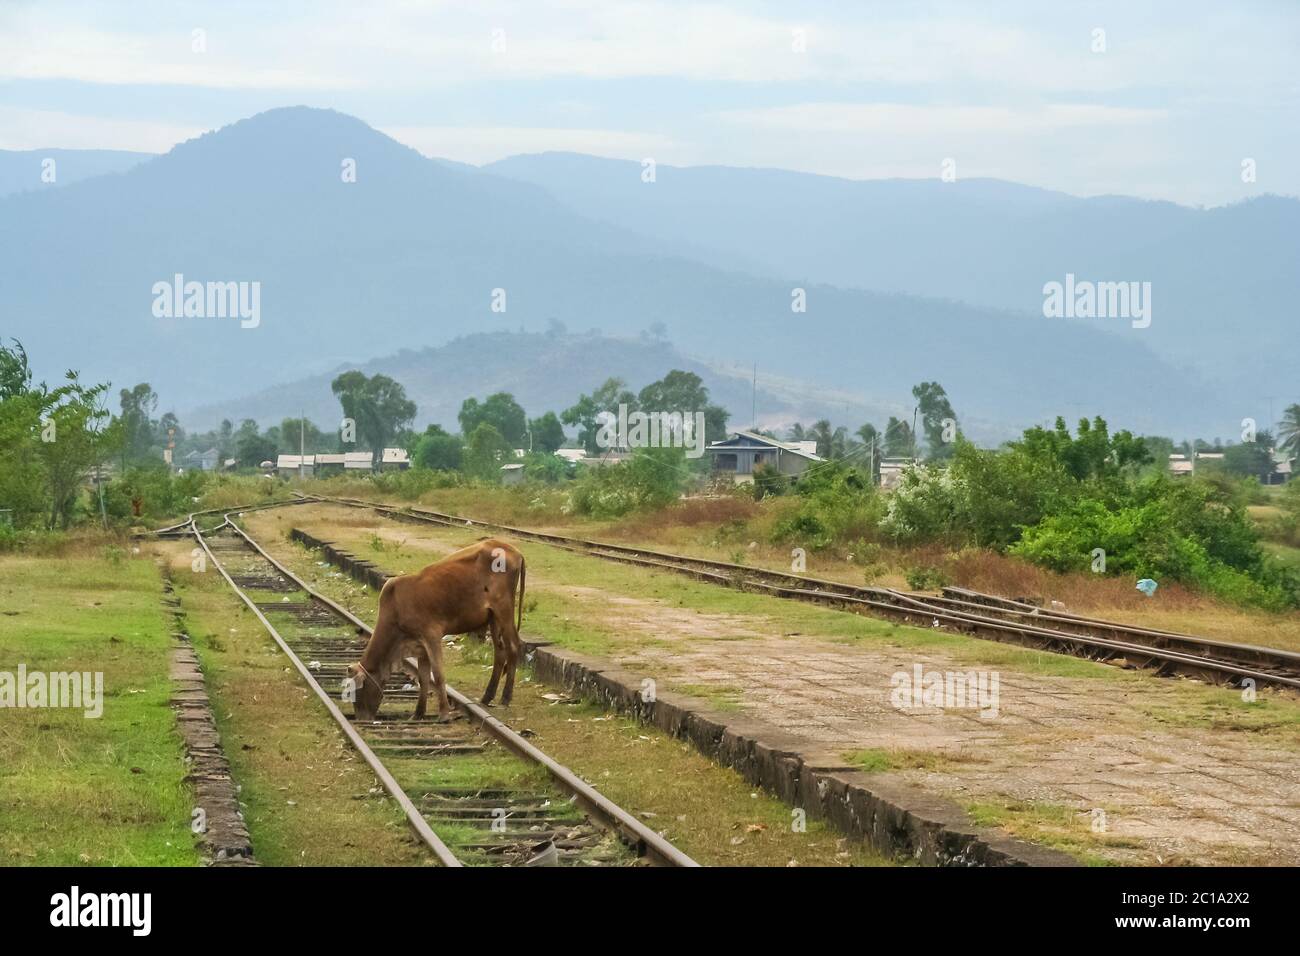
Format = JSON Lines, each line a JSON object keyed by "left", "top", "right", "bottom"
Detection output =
{"left": 411, "top": 644, "right": 432, "bottom": 719}
{"left": 419, "top": 630, "right": 451, "bottom": 721}
{"left": 480, "top": 614, "right": 505, "bottom": 706}
{"left": 498, "top": 609, "right": 522, "bottom": 707}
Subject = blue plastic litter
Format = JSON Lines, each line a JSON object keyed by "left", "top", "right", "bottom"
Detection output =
{"left": 1135, "top": 578, "right": 1158, "bottom": 597}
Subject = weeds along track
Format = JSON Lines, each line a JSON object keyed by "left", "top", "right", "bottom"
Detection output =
{"left": 305, "top": 493, "right": 1300, "bottom": 694}
{"left": 188, "top": 514, "right": 698, "bottom": 868}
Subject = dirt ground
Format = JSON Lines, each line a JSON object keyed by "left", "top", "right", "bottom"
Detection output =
{"left": 244, "top": 503, "right": 1300, "bottom": 866}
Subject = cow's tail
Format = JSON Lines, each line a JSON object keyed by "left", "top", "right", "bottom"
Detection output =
{"left": 516, "top": 556, "right": 526, "bottom": 634}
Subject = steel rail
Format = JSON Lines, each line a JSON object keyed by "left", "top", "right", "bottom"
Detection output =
{"left": 938, "top": 585, "right": 1300, "bottom": 669}
{"left": 150, "top": 497, "right": 311, "bottom": 536}
{"left": 191, "top": 516, "right": 464, "bottom": 866}
{"left": 302, "top": 492, "right": 1300, "bottom": 692}
{"left": 216, "top": 514, "right": 699, "bottom": 868}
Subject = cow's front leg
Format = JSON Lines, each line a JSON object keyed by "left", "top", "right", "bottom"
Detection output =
{"left": 412, "top": 646, "right": 432, "bottom": 719}
{"left": 420, "top": 632, "right": 452, "bottom": 721}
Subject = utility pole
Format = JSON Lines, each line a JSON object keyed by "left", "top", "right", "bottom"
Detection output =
{"left": 299, "top": 412, "right": 305, "bottom": 479}
{"left": 752, "top": 364, "right": 757, "bottom": 431}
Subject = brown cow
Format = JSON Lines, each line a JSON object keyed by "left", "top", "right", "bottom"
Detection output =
{"left": 346, "top": 538, "right": 525, "bottom": 722}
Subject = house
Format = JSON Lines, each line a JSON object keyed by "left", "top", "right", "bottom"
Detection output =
{"left": 1270, "top": 452, "right": 1295, "bottom": 485}
{"left": 1168, "top": 451, "right": 1225, "bottom": 477}
{"left": 878, "top": 457, "right": 917, "bottom": 490}
{"left": 343, "top": 451, "right": 374, "bottom": 471}
{"left": 555, "top": 448, "right": 587, "bottom": 464}
{"left": 381, "top": 447, "right": 410, "bottom": 471}
{"left": 181, "top": 447, "right": 220, "bottom": 472}
{"left": 579, "top": 450, "right": 634, "bottom": 467}
{"left": 314, "top": 453, "right": 347, "bottom": 476}
{"left": 500, "top": 463, "right": 525, "bottom": 486}
{"left": 704, "top": 429, "right": 823, "bottom": 482}
{"left": 276, "top": 454, "right": 315, "bottom": 478}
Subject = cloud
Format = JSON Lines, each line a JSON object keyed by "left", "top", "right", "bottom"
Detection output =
{"left": 714, "top": 102, "right": 1168, "bottom": 135}
{"left": 382, "top": 124, "right": 677, "bottom": 165}
{"left": 0, "top": 106, "right": 200, "bottom": 152}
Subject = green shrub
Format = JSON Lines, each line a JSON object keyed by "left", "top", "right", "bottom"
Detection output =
{"left": 880, "top": 465, "right": 968, "bottom": 544}
{"left": 568, "top": 448, "right": 685, "bottom": 518}
{"left": 1010, "top": 480, "right": 1298, "bottom": 609}
{"left": 770, "top": 462, "right": 882, "bottom": 550}
{"left": 904, "top": 565, "right": 950, "bottom": 590}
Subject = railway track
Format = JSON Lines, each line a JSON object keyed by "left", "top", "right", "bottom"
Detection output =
{"left": 187, "top": 512, "right": 698, "bottom": 868}
{"left": 301, "top": 492, "right": 1300, "bottom": 693}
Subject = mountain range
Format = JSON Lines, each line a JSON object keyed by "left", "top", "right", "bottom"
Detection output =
{"left": 2, "top": 106, "right": 1290, "bottom": 443}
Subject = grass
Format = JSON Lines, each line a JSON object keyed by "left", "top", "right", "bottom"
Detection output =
{"left": 258, "top": 504, "right": 1142, "bottom": 683}
{"left": 236, "top": 517, "right": 896, "bottom": 866}
{"left": 0, "top": 553, "right": 197, "bottom": 866}
{"left": 671, "top": 683, "right": 746, "bottom": 712}
{"left": 161, "top": 542, "right": 429, "bottom": 867}
{"left": 242, "top": 502, "right": 1300, "bottom": 862}
{"left": 964, "top": 799, "right": 1141, "bottom": 866}
{"left": 845, "top": 748, "right": 964, "bottom": 774}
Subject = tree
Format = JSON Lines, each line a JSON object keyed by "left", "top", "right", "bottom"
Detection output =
{"left": 884, "top": 416, "right": 915, "bottom": 458}
{"left": 1222, "top": 431, "right": 1275, "bottom": 482}
{"left": 118, "top": 383, "right": 159, "bottom": 466}
{"left": 912, "top": 381, "right": 958, "bottom": 461}
{"left": 463, "top": 423, "right": 512, "bottom": 480}
{"left": 217, "top": 419, "right": 234, "bottom": 461}
{"left": 522, "top": 450, "right": 569, "bottom": 483}
{"left": 0, "top": 340, "right": 50, "bottom": 525}
{"left": 809, "top": 419, "right": 849, "bottom": 459}
{"left": 459, "top": 392, "right": 528, "bottom": 448}
{"left": 529, "top": 411, "right": 566, "bottom": 454}
{"left": 273, "top": 417, "right": 326, "bottom": 455}
{"left": 1278, "top": 404, "right": 1300, "bottom": 458}
{"left": 855, "top": 423, "right": 882, "bottom": 477}
{"left": 37, "top": 371, "right": 118, "bottom": 528}
{"left": 412, "top": 424, "right": 463, "bottom": 471}
{"left": 236, "top": 430, "right": 278, "bottom": 469}
{"left": 1014, "top": 416, "right": 1150, "bottom": 481}
{"left": 331, "top": 371, "right": 416, "bottom": 457}
{"left": 562, "top": 378, "right": 638, "bottom": 454}
{"left": 636, "top": 369, "right": 729, "bottom": 446}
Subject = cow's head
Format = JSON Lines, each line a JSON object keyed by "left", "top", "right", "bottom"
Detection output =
{"left": 346, "top": 662, "right": 384, "bottom": 722}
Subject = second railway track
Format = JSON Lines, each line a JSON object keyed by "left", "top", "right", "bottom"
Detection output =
{"left": 300, "top": 492, "right": 1300, "bottom": 693}
{"left": 188, "top": 512, "right": 698, "bottom": 868}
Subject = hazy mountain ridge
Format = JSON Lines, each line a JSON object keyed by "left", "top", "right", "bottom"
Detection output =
{"left": 484, "top": 152, "right": 1300, "bottom": 395}
{"left": 0, "top": 106, "right": 1241, "bottom": 440}
{"left": 0, "top": 148, "right": 151, "bottom": 198}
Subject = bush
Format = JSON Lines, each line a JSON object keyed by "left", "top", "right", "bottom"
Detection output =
{"left": 879, "top": 465, "right": 968, "bottom": 544}
{"left": 767, "top": 462, "right": 882, "bottom": 551}
{"left": 104, "top": 465, "right": 212, "bottom": 522}
{"left": 368, "top": 468, "right": 462, "bottom": 498}
{"left": 568, "top": 448, "right": 685, "bottom": 518}
{"left": 904, "top": 565, "right": 951, "bottom": 590}
{"left": 1010, "top": 479, "right": 1298, "bottom": 609}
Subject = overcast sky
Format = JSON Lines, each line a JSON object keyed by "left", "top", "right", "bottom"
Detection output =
{"left": 1, "top": 0, "right": 1296, "bottom": 206}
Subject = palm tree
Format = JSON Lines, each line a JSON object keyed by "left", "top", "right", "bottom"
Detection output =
{"left": 1278, "top": 403, "right": 1300, "bottom": 458}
